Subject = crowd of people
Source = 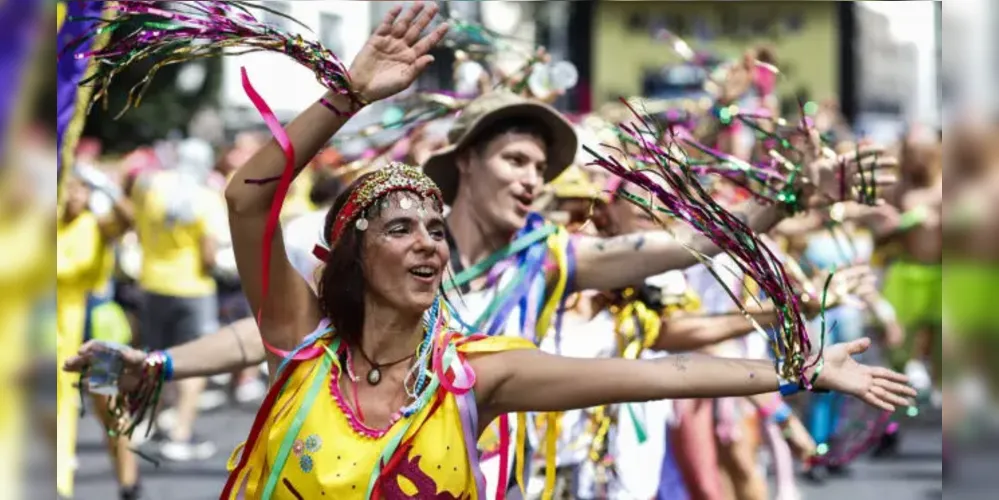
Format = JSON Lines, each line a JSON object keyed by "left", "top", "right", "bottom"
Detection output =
{"left": 48, "top": 2, "right": 987, "bottom": 500}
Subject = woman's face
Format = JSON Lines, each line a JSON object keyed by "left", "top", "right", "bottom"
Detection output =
{"left": 360, "top": 191, "right": 449, "bottom": 314}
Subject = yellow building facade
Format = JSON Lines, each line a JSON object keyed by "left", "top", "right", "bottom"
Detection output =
{"left": 592, "top": 1, "right": 840, "bottom": 107}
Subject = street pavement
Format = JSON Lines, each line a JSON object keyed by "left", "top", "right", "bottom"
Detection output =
{"left": 53, "top": 397, "right": 947, "bottom": 500}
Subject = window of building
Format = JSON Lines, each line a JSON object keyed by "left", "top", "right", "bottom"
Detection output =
{"left": 319, "top": 12, "right": 344, "bottom": 56}
{"left": 260, "top": 1, "right": 291, "bottom": 31}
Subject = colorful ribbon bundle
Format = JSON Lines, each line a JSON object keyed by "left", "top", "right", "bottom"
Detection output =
{"left": 65, "top": 1, "right": 362, "bottom": 118}
{"left": 585, "top": 103, "right": 813, "bottom": 383}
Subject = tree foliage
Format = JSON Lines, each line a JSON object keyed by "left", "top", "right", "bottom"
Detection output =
{"left": 76, "top": 12, "right": 222, "bottom": 154}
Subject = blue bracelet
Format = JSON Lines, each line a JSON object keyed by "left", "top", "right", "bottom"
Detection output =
{"left": 772, "top": 402, "right": 793, "bottom": 425}
{"left": 161, "top": 351, "right": 175, "bottom": 381}
{"left": 776, "top": 360, "right": 801, "bottom": 396}
{"left": 778, "top": 380, "right": 800, "bottom": 397}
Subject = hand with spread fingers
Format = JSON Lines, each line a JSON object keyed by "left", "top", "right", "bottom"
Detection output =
{"left": 789, "top": 263, "right": 872, "bottom": 318}
{"left": 348, "top": 2, "right": 450, "bottom": 103}
{"left": 794, "top": 129, "right": 899, "bottom": 209}
{"left": 803, "top": 264, "right": 878, "bottom": 314}
{"left": 810, "top": 338, "right": 917, "bottom": 413}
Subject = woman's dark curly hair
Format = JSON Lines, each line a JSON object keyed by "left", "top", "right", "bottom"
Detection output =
{"left": 315, "top": 171, "right": 455, "bottom": 347}
{"left": 316, "top": 177, "right": 367, "bottom": 348}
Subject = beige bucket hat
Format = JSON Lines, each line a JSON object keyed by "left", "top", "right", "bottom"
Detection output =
{"left": 422, "top": 90, "right": 578, "bottom": 205}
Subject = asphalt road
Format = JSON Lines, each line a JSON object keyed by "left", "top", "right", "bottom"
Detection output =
{"left": 53, "top": 399, "right": 947, "bottom": 500}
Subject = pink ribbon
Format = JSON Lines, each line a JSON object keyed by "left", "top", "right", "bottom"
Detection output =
{"left": 240, "top": 67, "right": 321, "bottom": 361}
{"left": 432, "top": 332, "right": 483, "bottom": 396}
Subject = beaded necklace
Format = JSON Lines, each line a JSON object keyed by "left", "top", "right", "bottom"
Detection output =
{"left": 330, "top": 296, "right": 449, "bottom": 438}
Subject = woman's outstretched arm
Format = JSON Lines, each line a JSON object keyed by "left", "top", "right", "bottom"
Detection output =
{"left": 472, "top": 338, "right": 914, "bottom": 425}
{"left": 223, "top": 2, "right": 448, "bottom": 354}
{"left": 64, "top": 317, "right": 267, "bottom": 389}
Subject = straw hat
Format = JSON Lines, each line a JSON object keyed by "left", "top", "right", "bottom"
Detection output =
{"left": 549, "top": 165, "right": 603, "bottom": 201}
{"left": 422, "top": 90, "right": 577, "bottom": 205}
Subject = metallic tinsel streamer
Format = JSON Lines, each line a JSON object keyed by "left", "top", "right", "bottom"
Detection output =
{"left": 64, "top": 1, "right": 359, "bottom": 118}
{"left": 586, "top": 100, "right": 812, "bottom": 382}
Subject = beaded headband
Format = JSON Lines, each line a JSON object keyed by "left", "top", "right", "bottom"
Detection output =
{"left": 313, "top": 162, "right": 443, "bottom": 260}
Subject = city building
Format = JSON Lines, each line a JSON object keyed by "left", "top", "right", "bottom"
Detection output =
{"left": 589, "top": 1, "right": 841, "bottom": 111}
{"left": 942, "top": 0, "right": 995, "bottom": 116}
{"left": 217, "top": 1, "right": 372, "bottom": 128}
{"left": 217, "top": 1, "right": 543, "bottom": 133}
{"left": 855, "top": 6, "right": 916, "bottom": 117}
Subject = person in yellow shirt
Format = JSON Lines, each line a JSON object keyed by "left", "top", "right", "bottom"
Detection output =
{"left": 132, "top": 138, "right": 223, "bottom": 461}
{"left": 57, "top": 171, "right": 140, "bottom": 499}
{"left": 0, "top": 154, "right": 53, "bottom": 500}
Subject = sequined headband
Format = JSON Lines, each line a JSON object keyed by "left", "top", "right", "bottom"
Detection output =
{"left": 313, "top": 163, "right": 443, "bottom": 260}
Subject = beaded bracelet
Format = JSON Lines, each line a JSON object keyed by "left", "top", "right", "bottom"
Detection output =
{"left": 776, "top": 359, "right": 801, "bottom": 396}
{"left": 148, "top": 350, "right": 175, "bottom": 382}
{"left": 319, "top": 91, "right": 369, "bottom": 117}
{"left": 806, "top": 358, "right": 828, "bottom": 393}
{"left": 110, "top": 351, "right": 170, "bottom": 441}
{"left": 777, "top": 357, "right": 827, "bottom": 396}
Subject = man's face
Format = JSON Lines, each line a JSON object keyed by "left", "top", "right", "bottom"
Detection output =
{"left": 458, "top": 132, "right": 547, "bottom": 234}
{"left": 64, "top": 176, "right": 91, "bottom": 218}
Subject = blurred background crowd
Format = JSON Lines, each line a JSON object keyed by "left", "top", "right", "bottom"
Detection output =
{"left": 0, "top": 0, "right": 994, "bottom": 499}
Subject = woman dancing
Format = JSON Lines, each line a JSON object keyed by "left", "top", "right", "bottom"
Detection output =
{"left": 219, "top": 6, "right": 911, "bottom": 498}
{"left": 69, "top": 4, "right": 913, "bottom": 499}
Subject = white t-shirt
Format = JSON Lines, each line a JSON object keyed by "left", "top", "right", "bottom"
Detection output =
{"left": 543, "top": 272, "right": 680, "bottom": 499}
{"left": 685, "top": 254, "right": 744, "bottom": 316}
{"left": 283, "top": 209, "right": 329, "bottom": 291}
{"left": 446, "top": 267, "right": 536, "bottom": 499}
{"left": 537, "top": 306, "right": 618, "bottom": 468}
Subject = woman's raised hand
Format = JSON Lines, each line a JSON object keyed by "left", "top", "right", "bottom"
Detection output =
{"left": 348, "top": 2, "right": 450, "bottom": 103}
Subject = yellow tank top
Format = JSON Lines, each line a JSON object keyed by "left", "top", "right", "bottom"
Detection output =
{"left": 224, "top": 323, "right": 536, "bottom": 500}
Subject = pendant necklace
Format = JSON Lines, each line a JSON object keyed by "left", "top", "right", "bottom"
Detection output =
{"left": 355, "top": 348, "right": 415, "bottom": 386}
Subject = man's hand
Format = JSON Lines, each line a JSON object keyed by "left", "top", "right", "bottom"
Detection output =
{"left": 793, "top": 265, "right": 874, "bottom": 318}
{"left": 847, "top": 202, "right": 902, "bottom": 234}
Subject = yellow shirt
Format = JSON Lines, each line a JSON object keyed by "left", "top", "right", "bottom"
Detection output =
{"left": 0, "top": 207, "right": 52, "bottom": 378}
{"left": 57, "top": 211, "right": 110, "bottom": 314}
{"left": 134, "top": 172, "right": 223, "bottom": 297}
{"left": 0, "top": 206, "right": 50, "bottom": 500}
{"left": 55, "top": 211, "right": 112, "bottom": 498}
{"left": 225, "top": 326, "right": 537, "bottom": 499}
{"left": 280, "top": 168, "right": 316, "bottom": 222}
